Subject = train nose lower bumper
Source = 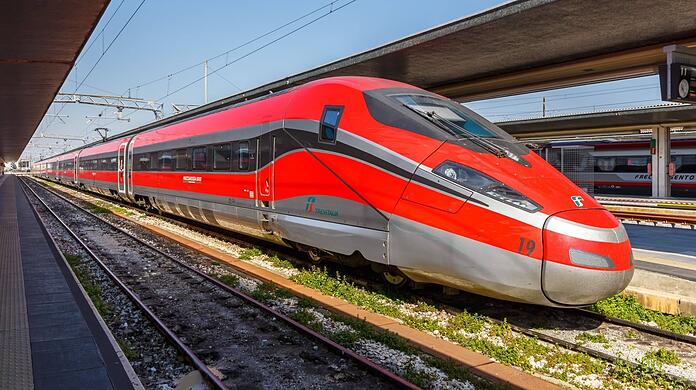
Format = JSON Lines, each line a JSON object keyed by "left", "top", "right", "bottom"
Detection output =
{"left": 542, "top": 260, "right": 634, "bottom": 306}
{"left": 541, "top": 209, "right": 634, "bottom": 306}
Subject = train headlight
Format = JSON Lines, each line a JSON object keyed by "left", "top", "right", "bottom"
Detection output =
{"left": 433, "top": 161, "right": 540, "bottom": 212}
{"left": 569, "top": 248, "right": 615, "bottom": 269}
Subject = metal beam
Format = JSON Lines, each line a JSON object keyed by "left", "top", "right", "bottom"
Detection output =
{"left": 54, "top": 93, "right": 163, "bottom": 119}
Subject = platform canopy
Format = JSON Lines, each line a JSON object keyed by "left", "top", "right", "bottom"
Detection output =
{"left": 197, "top": 0, "right": 696, "bottom": 112}
{"left": 497, "top": 104, "right": 696, "bottom": 138}
{"left": 0, "top": 1, "right": 109, "bottom": 163}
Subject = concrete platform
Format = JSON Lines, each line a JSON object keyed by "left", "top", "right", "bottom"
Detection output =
{"left": 0, "top": 176, "right": 140, "bottom": 390}
{"left": 619, "top": 224, "right": 696, "bottom": 315}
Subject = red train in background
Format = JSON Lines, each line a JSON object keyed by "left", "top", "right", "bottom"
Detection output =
{"left": 34, "top": 76, "right": 633, "bottom": 307}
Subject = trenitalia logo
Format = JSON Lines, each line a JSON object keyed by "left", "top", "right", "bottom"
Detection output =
{"left": 305, "top": 196, "right": 339, "bottom": 217}
{"left": 571, "top": 195, "right": 584, "bottom": 207}
{"left": 305, "top": 197, "right": 316, "bottom": 213}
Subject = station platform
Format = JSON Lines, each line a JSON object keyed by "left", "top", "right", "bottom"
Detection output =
{"left": 625, "top": 224, "right": 696, "bottom": 281}
{"left": 0, "top": 176, "right": 139, "bottom": 390}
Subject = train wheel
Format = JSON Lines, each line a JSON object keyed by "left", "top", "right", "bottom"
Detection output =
{"left": 382, "top": 270, "right": 408, "bottom": 288}
{"left": 307, "top": 248, "right": 324, "bottom": 264}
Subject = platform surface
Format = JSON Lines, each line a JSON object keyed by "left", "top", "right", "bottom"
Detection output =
{"left": 0, "top": 175, "right": 134, "bottom": 390}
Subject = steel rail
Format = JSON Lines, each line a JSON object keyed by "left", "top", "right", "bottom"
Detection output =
{"left": 427, "top": 297, "right": 696, "bottom": 388}
{"left": 31, "top": 177, "right": 696, "bottom": 386}
{"left": 610, "top": 210, "right": 696, "bottom": 225}
{"left": 20, "top": 178, "right": 230, "bottom": 390}
{"left": 576, "top": 308, "right": 696, "bottom": 346}
{"left": 24, "top": 177, "right": 419, "bottom": 390}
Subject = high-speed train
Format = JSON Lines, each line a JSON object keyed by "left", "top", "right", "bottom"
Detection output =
{"left": 33, "top": 76, "right": 633, "bottom": 307}
{"left": 537, "top": 140, "right": 696, "bottom": 198}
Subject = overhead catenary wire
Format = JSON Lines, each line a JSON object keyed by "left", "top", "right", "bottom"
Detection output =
{"left": 128, "top": 0, "right": 345, "bottom": 92}
{"left": 156, "top": 0, "right": 357, "bottom": 102}
{"left": 44, "top": 0, "right": 147, "bottom": 131}
{"left": 99, "top": 0, "right": 357, "bottom": 132}
{"left": 73, "top": 0, "right": 127, "bottom": 67}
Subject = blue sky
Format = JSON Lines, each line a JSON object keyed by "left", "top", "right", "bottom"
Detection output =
{"left": 23, "top": 0, "right": 665, "bottom": 161}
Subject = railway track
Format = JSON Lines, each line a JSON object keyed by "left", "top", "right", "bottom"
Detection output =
{"left": 597, "top": 195, "right": 696, "bottom": 226}
{"left": 30, "top": 177, "right": 696, "bottom": 387}
{"left": 21, "top": 177, "right": 416, "bottom": 390}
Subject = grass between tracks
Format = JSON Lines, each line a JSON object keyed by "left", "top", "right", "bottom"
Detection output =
{"left": 44, "top": 182, "right": 691, "bottom": 389}
{"left": 249, "top": 281, "right": 504, "bottom": 390}
{"left": 591, "top": 293, "right": 696, "bottom": 335}
{"left": 63, "top": 252, "right": 137, "bottom": 360}
{"left": 287, "top": 268, "right": 688, "bottom": 390}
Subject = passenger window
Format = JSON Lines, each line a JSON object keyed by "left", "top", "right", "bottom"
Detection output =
{"left": 175, "top": 149, "right": 190, "bottom": 170}
{"left": 213, "top": 143, "right": 231, "bottom": 170}
{"left": 238, "top": 141, "right": 250, "bottom": 171}
{"left": 192, "top": 147, "right": 208, "bottom": 170}
{"left": 319, "top": 106, "right": 343, "bottom": 143}
{"left": 160, "top": 151, "right": 173, "bottom": 170}
{"left": 137, "top": 154, "right": 150, "bottom": 171}
{"left": 110, "top": 158, "right": 117, "bottom": 171}
{"left": 149, "top": 152, "right": 158, "bottom": 170}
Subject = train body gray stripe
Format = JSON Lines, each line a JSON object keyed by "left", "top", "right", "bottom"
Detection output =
{"left": 545, "top": 215, "right": 629, "bottom": 243}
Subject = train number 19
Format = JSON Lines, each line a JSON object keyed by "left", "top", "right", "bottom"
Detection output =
{"left": 517, "top": 237, "right": 536, "bottom": 256}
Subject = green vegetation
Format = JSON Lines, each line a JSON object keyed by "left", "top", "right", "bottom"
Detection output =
{"left": 239, "top": 247, "right": 263, "bottom": 260}
{"left": 643, "top": 348, "right": 680, "bottom": 366}
{"left": 575, "top": 332, "right": 609, "bottom": 345}
{"left": 287, "top": 267, "right": 688, "bottom": 389}
{"left": 117, "top": 338, "right": 137, "bottom": 360}
{"left": 266, "top": 254, "right": 294, "bottom": 269}
{"left": 213, "top": 273, "right": 239, "bottom": 288}
{"left": 64, "top": 252, "right": 112, "bottom": 318}
{"left": 87, "top": 204, "right": 110, "bottom": 214}
{"left": 592, "top": 294, "right": 696, "bottom": 335}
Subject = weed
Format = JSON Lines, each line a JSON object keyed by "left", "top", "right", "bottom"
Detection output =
{"left": 63, "top": 252, "right": 112, "bottom": 318}
{"left": 402, "top": 361, "right": 433, "bottom": 388}
{"left": 239, "top": 247, "right": 264, "bottom": 260}
{"left": 625, "top": 329, "right": 637, "bottom": 339}
{"left": 249, "top": 282, "right": 292, "bottom": 302}
{"left": 214, "top": 273, "right": 239, "bottom": 288}
{"left": 265, "top": 254, "right": 294, "bottom": 269}
{"left": 447, "top": 311, "right": 485, "bottom": 333}
{"left": 593, "top": 294, "right": 696, "bottom": 335}
{"left": 117, "top": 338, "right": 137, "bottom": 360}
{"left": 88, "top": 204, "right": 110, "bottom": 214}
{"left": 643, "top": 348, "right": 680, "bottom": 366}
{"left": 575, "top": 332, "right": 609, "bottom": 345}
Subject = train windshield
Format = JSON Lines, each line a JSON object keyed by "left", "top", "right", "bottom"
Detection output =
{"left": 395, "top": 94, "right": 503, "bottom": 139}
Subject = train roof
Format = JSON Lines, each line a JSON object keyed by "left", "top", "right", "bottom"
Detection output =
{"left": 36, "top": 76, "right": 416, "bottom": 164}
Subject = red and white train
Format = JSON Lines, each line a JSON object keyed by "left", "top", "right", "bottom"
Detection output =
{"left": 33, "top": 77, "right": 633, "bottom": 307}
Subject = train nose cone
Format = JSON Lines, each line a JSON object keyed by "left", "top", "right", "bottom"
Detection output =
{"left": 541, "top": 209, "right": 634, "bottom": 306}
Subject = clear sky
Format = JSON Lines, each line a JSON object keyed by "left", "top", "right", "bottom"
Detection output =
{"left": 22, "top": 0, "right": 665, "bottom": 161}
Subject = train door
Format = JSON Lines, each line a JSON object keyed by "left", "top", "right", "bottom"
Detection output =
{"left": 73, "top": 155, "right": 79, "bottom": 185}
{"left": 255, "top": 125, "right": 275, "bottom": 208}
{"left": 126, "top": 139, "right": 134, "bottom": 200}
{"left": 117, "top": 142, "right": 127, "bottom": 194}
{"left": 255, "top": 124, "right": 275, "bottom": 233}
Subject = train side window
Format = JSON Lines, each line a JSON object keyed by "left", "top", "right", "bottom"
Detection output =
{"left": 149, "top": 152, "right": 158, "bottom": 170}
{"left": 192, "top": 147, "right": 208, "bottom": 170}
{"left": 319, "top": 106, "right": 343, "bottom": 144}
{"left": 175, "top": 148, "right": 190, "bottom": 170}
{"left": 213, "top": 143, "right": 231, "bottom": 170}
{"left": 160, "top": 151, "right": 173, "bottom": 170}
{"left": 238, "top": 141, "right": 250, "bottom": 171}
{"left": 110, "top": 158, "right": 118, "bottom": 171}
{"left": 137, "top": 154, "right": 150, "bottom": 171}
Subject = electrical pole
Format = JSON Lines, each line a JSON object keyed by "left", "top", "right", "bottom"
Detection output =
{"left": 542, "top": 96, "right": 547, "bottom": 118}
{"left": 204, "top": 60, "right": 209, "bottom": 104}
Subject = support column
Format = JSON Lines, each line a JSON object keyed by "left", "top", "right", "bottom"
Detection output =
{"left": 651, "top": 126, "right": 671, "bottom": 197}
